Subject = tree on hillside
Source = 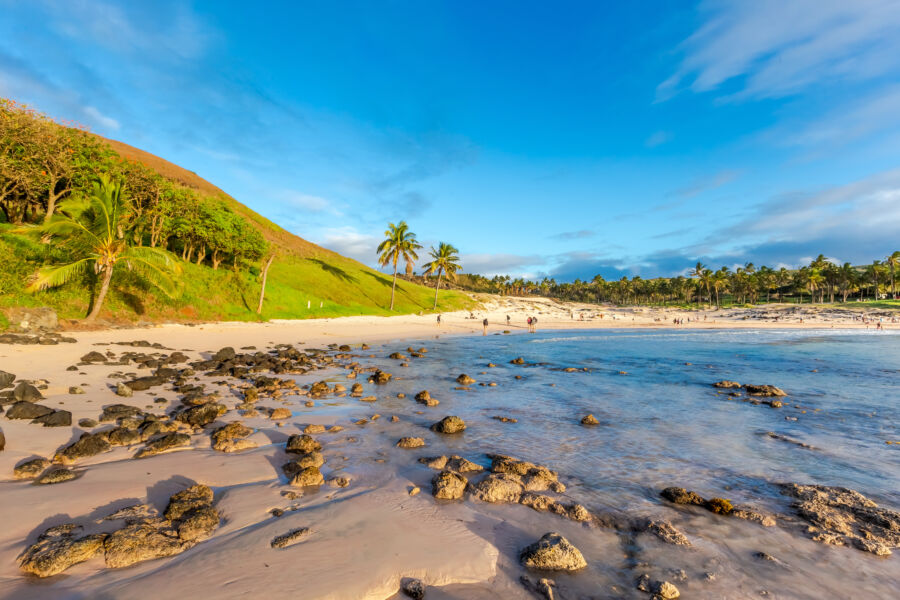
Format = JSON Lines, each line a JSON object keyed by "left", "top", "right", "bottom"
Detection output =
{"left": 690, "top": 262, "right": 705, "bottom": 305}
{"left": 20, "top": 175, "right": 180, "bottom": 321}
{"left": 377, "top": 221, "right": 421, "bottom": 310}
{"left": 886, "top": 250, "right": 900, "bottom": 299}
{"left": 423, "top": 242, "right": 461, "bottom": 309}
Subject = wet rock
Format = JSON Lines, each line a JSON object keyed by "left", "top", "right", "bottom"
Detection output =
{"left": 712, "top": 380, "right": 741, "bottom": 388}
{"left": 519, "top": 532, "right": 586, "bottom": 572}
{"left": 6, "top": 401, "right": 53, "bottom": 419}
{"left": 744, "top": 384, "right": 787, "bottom": 397}
{"left": 660, "top": 487, "right": 705, "bottom": 506}
{"left": 328, "top": 476, "right": 350, "bottom": 488}
{"left": 490, "top": 455, "right": 562, "bottom": 492}
{"left": 389, "top": 352, "right": 407, "bottom": 360}
{"left": 80, "top": 351, "right": 108, "bottom": 363}
{"left": 642, "top": 520, "right": 691, "bottom": 546}
{"left": 397, "top": 436, "right": 425, "bottom": 449}
{"left": 653, "top": 580, "right": 681, "bottom": 599}
{"left": 176, "top": 403, "right": 226, "bottom": 428}
{"left": 13, "top": 381, "right": 43, "bottom": 402}
{"left": 289, "top": 466, "right": 324, "bottom": 487}
{"left": 271, "top": 527, "right": 311, "bottom": 549}
{"left": 309, "top": 381, "right": 330, "bottom": 396}
{"left": 456, "top": 374, "right": 475, "bottom": 385}
{"left": 55, "top": 432, "right": 111, "bottom": 464}
{"left": 18, "top": 525, "right": 106, "bottom": 577}
{"left": 36, "top": 467, "right": 76, "bottom": 485}
{"left": 33, "top": 409, "right": 72, "bottom": 427}
{"left": 470, "top": 473, "right": 524, "bottom": 503}
{"left": 511, "top": 357, "right": 525, "bottom": 365}
{"left": 303, "top": 424, "right": 326, "bottom": 434}
{"left": 135, "top": 432, "right": 191, "bottom": 458}
{"left": 115, "top": 382, "right": 133, "bottom": 397}
{"left": 432, "top": 470, "right": 467, "bottom": 500}
{"left": 69, "top": 386, "right": 85, "bottom": 395}
{"left": 370, "top": 369, "right": 392, "bottom": 384}
{"left": 419, "top": 455, "right": 484, "bottom": 473}
{"left": 415, "top": 390, "right": 438, "bottom": 406}
{"left": 705, "top": 497, "right": 734, "bottom": 515}
{"left": 492, "top": 415, "right": 517, "bottom": 423}
{"left": 732, "top": 507, "right": 776, "bottom": 527}
{"left": 580, "top": 414, "right": 599, "bottom": 425}
{"left": 780, "top": 483, "right": 900, "bottom": 556}
{"left": 518, "top": 493, "right": 591, "bottom": 522}
{"left": 269, "top": 407, "right": 292, "bottom": 419}
{"left": 401, "top": 577, "right": 426, "bottom": 599}
{"left": 283, "top": 452, "right": 325, "bottom": 476}
{"left": 210, "top": 422, "right": 256, "bottom": 452}
{"left": 350, "top": 383, "right": 364, "bottom": 397}
{"left": 286, "top": 433, "right": 321, "bottom": 454}
{"left": 520, "top": 575, "right": 556, "bottom": 600}
{"left": 430, "top": 415, "right": 466, "bottom": 434}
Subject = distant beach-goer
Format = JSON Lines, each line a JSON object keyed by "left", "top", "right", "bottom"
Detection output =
{"left": 436, "top": 314, "right": 441, "bottom": 326}
{"left": 527, "top": 316, "right": 533, "bottom": 332}
{"left": 533, "top": 316, "right": 538, "bottom": 332}
{"left": 483, "top": 318, "right": 488, "bottom": 336}
{"left": 506, "top": 315, "right": 511, "bottom": 326}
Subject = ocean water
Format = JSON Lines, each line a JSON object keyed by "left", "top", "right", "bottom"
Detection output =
{"left": 325, "top": 328, "right": 900, "bottom": 597}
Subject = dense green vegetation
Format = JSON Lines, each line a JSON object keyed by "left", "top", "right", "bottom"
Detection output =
{"left": 0, "top": 99, "right": 473, "bottom": 326}
{"left": 454, "top": 253, "right": 900, "bottom": 308}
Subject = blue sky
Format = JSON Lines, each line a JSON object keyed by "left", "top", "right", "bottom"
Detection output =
{"left": 2, "top": 0, "right": 900, "bottom": 280}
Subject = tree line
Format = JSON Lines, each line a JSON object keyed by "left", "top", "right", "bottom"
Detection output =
{"left": 450, "top": 253, "right": 900, "bottom": 307}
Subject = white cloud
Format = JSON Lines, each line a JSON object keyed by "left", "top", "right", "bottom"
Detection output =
{"left": 313, "top": 226, "right": 380, "bottom": 264}
{"left": 458, "top": 253, "right": 545, "bottom": 276}
{"left": 82, "top": 105, "right": 119, "bottom": 130}
{"left": 645, "top": 130, "right": 673, "bottom": 147}
{"left": 660, "top": 0, "right": 900, "bottom": 100}
{"left": 280, "top": 191, "right": 341, "bottom": 215}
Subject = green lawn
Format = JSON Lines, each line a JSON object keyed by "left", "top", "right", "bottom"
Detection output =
{"left": 0, "top": 226, "right": 474, "bottom": 327}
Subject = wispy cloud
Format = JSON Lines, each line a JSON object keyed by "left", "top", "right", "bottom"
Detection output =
{"left": 659, "top": 0, "right": 900, "bottom": 101}
{"left": 645, "top": 130, "right": 673, "bottom": 148}
{"left": 669, "top": 169, "right": 741, "bottom": 198}
{"left": 549, "top": 229, "right": 595, "bottom": 241}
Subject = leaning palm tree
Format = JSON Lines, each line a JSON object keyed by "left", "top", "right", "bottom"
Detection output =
{"left": 885, "top": 250, "right": 900, "bottom": 299}
{"left": 376, "top": 221, "right": 421, "bottom": 311}
{"left": 423, "top": 242, "right": 461, "bottom": 309}
{"left": 22, "top": 175, "right": 180, "bottom": 321}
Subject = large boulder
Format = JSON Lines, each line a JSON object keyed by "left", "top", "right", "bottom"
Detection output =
{"left": 176, "top": 403, "right": 226, "bottom": 428}
{"left": 135, "top": 433, "right": 191, "bottom": 458}
{"left": 289, "top": 466, "right": 324, "bottom": 487}
{"left": 14, "top": 457, "right": 50, "bottom": 479}
{"left": 211, "top": 422, "right": 256, "bottom": 453}
{"left": 164, "top": 484, "right": 219, "bottom": 541}
{"left": 13, "top": 382, "right": 43, "bottom": 402}
{"left": 519, "top": 532, "right": 587, "bottom": 572}
{"left": 212, "top": 347, "right": 236, "bottom": 361}
{"left": 6, "top": 401, "right": 53, "bottom": 420}
{"left": 100, "top": 404, "right": 143, "bottom": 422}
{"left": 103, "top": 521, "right": 186, "bottom": 568}
{"left": 80, "top": 351, "right": 108, "bottom": 364}
{"left": 286, "top": 434, "right": 321, "bottom": 454}
{"left": 0, "top": 370, "right": 15, "bottom": 390}
{"left": 33, "top": 409, "right": 72, "bottom": 427}
{"left": 4, "top": 306, "right": 58, "bottom": 332}
{"left": 470, "top": 473, "right": 525, "bottom": 503}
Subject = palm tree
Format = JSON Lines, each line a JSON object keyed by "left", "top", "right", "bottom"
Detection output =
{"left": 376, "top": 221, "right": 421, "bottom": 311}
{"left": 690, "top": 262, "right": 706, "bottom": 305}
{"left": 423, "top": 242, "right": 461, "bottom": 309}
{"left": 22, "top": 175, "right": 180, "bottom": 321}
{"left": 885, "top": 251, "right": 900, "bottom": 299}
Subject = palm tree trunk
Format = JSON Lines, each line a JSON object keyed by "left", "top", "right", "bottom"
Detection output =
{"left": 86, "top": 266, "right": 114, "bottom": 321}
{"left": 432, "top": 268, "right": 443, "bottom": 310}
{"left": 389, "top": 261, "right": 398, "bottom": 310}
{"left": 257, "top": 254, "right": 275, "bottom": 314}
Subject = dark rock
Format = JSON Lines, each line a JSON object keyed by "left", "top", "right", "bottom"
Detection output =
{"left": 78, "top": 418, "right": 98, "bottom": 428}
{"left": 0, "top": 370, "right": 15, "bottom": 389}
{"left": 135, "top": 433, "right": 191, "bottom": 458}
{"left": 69, "top": 386, "right": 85, "bottom": 394}
{"left": 213, "top": 347, "right": 236, "bottom": 361}
{"left": 271, "top": 527, "right": 311, "bottom": 549}
{"left": 660, "top": 487, "right": 705, "bottom": 505}
{"left": 56, "top": 432, "right": 111, "bottom": 464}
{"left": 580, "top": 414, "right": 599, "bottom": 425}
{"left": 176, "top": 403, "right": 226, "bottom": 428}
{"left": 14, "top": 457, "right": 51, "bottom": 479}
{"left": 164, "top": 484, "right": 219, "bottom": 541}
{"left": 107, "top": 427, "right": 143, "bottom": 446}
{"left": 100, "top": 403, "right": 143, "bottom": 422}
{"left": 6, "top": 401, "right": 53, "bottom": 419}
{"left": 401, "top": 578, "right": 426, "bottom": 599}
{"left": 80, "top": 351, "right": 108, "bottom": 364}
{"left": 744, "top": 384, "right": 787, "bottom": 397}
{"left": 511, "top": 357, "right": 525, "bottom": 364}
{"left": 125, "top": 376, "right": 163, "bottom": 391}
{"left": 211, "top": 422, "right": 256, "bottom": 452}
{"left": 712, "top": 380, "right": 741, "bottom": 388}
{"left": 519, "top": 532, "right": 586, "bottom": 572}
{"left": 103, "top": 520, "right": 186, "bottom": 568}
{"left": 36, "top": 467, "right": 77, "bottom": 485}
{"left": 13, "top": 382, "right": 43, "bottom": 402}
{"left": 289, "top": 466, "right": 324, "bottom": 487}
{"left": 456, "top": 374, "right": 475, "bottom": 385}
{"left": 33, "top": 409, "right": 72, "bottom": 427}
{"left": 115, "top": 382, "right": 133, "bottom": 397}
{"left": 370, "top": 369, "right": 392, "bottom": 384}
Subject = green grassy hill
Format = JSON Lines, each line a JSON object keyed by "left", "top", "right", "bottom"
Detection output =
{"left": 0, "top": 126, "right": 473, "bottom": 328}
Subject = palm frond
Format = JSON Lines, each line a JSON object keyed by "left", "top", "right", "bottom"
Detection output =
{"left": 26, "top": 258, "right": 94, "bottom": 292}
{"left": 122, "top": 246, "right": 182, "bottom": 297}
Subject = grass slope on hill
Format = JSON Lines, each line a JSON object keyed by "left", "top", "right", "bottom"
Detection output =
{"left": 1, "top": 135, "right": 473, "bottom": 327}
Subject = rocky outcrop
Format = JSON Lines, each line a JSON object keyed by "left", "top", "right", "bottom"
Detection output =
{"left": 470, "top": 473, "right": 525, "bottom": 503}
{"left": 271, "top": 527, "right": 311, "bottom": 549}
{"left": 17, "top": 525, "right": 106, "bottom": 577}
{"left": 176, "top": 403, "right": 226, "bottom": 428}
{"left": 780, "top": 483, "right": 900, "bottom": 556}
{"left": 6, "top": 401, "right": 52, "bottom": 420}
{"left": 35, "top": 467, "right": 77, "bottom": 485}
{"left": 419, "top": 455, "right": 484, "bottom": 473}
{"left": 14, "top": 457, "right": 50, "bottom": 479}
{"left": 55, "top": 432, "right": 112, "bottom": 464}
{"left": 135, "top": 433, "right": 191, "bottom": 458}
{"left": 519, "top": 532, "right": 586, "bottom": 572}
{"left": 286, "top": 433, "right": 321, "bottom": 454}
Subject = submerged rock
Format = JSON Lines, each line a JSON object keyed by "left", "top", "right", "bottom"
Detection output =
{"left": 419, "top": 455, "right": 484, "bottom": 473}
{"left": 744, "top": 384, "right": 787, "bottom": 397}
{"left": 780, "top": 483, "right": 900, "bottom": 556}
{"left": 580, "top": 414, "right": 599, "bottom": 425}
{"left": 18, "top": 525, "right": 106, "bottom": 577}
{"left": 396, "top": 436, "right": 425, "bottom": 449}
{"left": 456, "top": 374, "right": 475, "bottom": 385}
{"left": 660, "top": 487, "right": 705, "bottom": 506}
{"left": 520, "top": 532, "right": 586, "bottom": 572}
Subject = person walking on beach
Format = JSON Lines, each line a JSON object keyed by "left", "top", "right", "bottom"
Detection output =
{"left": 532, "top": 316, "right": 538, "bottom": 332}
{"left": 527, "top": 316, "right": 533, "bottom": 332}
{"left": 436, "top": 314, "right": 441, "bottom": 327}
{"left": 482, "top": 318, "right": 488, "bottom": 336}
{"left": 506, "top": 314, "right": 511, "bottom": 327}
